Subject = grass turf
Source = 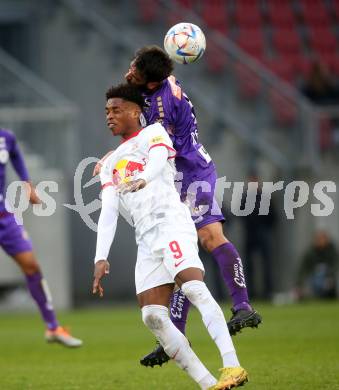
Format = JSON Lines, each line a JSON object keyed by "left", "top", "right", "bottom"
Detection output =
{"left": 0, "top": 301, "right": 338, "bottom": 389}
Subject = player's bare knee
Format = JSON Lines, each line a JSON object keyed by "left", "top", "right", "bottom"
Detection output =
{"left": 198, "top": 228, "right": 214, "bottom": 252}
{"left": 22, "top": 261, "right": 40, "bottom": 275}
{"left": 15, "top": 253, "right": 40, "bottom": 275}
{"left": 200, "top": 232, "right": 228, "bottom": 252}
{"left": 198, "top": 223, "right": 228, "bottom": 252}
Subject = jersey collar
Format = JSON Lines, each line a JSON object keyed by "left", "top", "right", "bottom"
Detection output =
{"left": 121, "top": 128, "right": 144, "bottom": 143}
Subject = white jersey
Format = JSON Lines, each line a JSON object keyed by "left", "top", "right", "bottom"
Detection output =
{"left": 100, "top": 123, "right": 193, "bottom": 242}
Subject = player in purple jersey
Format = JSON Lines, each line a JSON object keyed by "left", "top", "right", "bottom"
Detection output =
{"left": 0, "top": 128, "right": 82, "bottom": 347}
{"left": 95, "top": 46, "right": 261, "bottom": 366}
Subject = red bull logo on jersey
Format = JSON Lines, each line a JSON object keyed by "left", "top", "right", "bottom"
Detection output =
{"left": 112, "top": 159, "right": 145, "bottom": 185}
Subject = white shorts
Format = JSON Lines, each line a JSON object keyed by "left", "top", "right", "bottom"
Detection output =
{"left": 135, "top": 222, "right": 205, "bottom": 295}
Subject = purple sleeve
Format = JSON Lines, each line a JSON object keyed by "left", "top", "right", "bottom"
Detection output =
{"left": 9, "top": 134, "right": 30, "bottom": 181}
{"left": 172, "top": 93, "right": 196, "bottom": 136}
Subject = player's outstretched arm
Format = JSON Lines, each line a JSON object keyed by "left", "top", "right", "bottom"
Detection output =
{"left": 9, "top": 134, "right": 41, "bottom": 204}
{"left": 24, "top": 181, "right": 42, "bottom": 204}
{"left": 93, "top": 260, "right": 110, "bottom": 297}
{"left": 9, "top": 134, "right": 30, "bottom": 183}
{"left": 93, "top": 185, "right": 118, "bottom": 297}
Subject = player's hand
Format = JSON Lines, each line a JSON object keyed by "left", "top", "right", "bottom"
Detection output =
{"left": 117, "top": 179, "right": 146, "bottom": 194}
{"left": 92, "top": 161, "right": 103, "bottom": 177}
{"left": 92, "top": 151, "right": 114, "bottom": 176}
{"left": 93, "top": 260, "right": 110, "bottom": 298}
{"left": 25, "top": 182, "right": 42, "bottom": 205}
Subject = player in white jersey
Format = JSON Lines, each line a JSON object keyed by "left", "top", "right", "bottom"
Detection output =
{"left": 93, "top": 84, "right": 248, "bottom": 390}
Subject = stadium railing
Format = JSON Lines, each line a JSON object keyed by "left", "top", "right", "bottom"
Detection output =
{"left": 0, "top": 47, "right": 79, "bottom": 172}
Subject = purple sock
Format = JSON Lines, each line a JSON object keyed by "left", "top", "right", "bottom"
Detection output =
{"left": 169, "top": 289, "right": 190, "bottom": 335}
{"left": 212, "top": 242, "right": 252, "bottom": 312}
{"left": 25, "top": 272, "right": 58, "bottom": 330}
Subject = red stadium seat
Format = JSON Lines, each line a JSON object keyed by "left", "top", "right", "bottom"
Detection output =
{"left": 235, "top": 62, "right": 262, "bottom": 98}
{"left": 201, "top": 2, "right": 228, "bottom": 34}
{"left": 311, "top": 54, "right": 336, "bottom": 72}
{"left": 234, "top": 5, "right": 263, "bottom": 29}
{"left": 331, "top": 56, "right": 339, "bottom": 76}
{"left": 308, "top": 28, "right": 337, "bottom": 56}
{"left": 202, "top": 0, "right": 224, "bottom": 5}
{"left": 272, "top": 29, "right": 302, "bottom": 56}
{"left": 308, "top": 26, "right": 337, "bottom": 38}
{"left": 176, "top": 0, "right": 194, "bottom": 9}
{"left": 236, "top": 0, "right": 260, "bottom": 6}
{"left": 317, "top": 54, "right": 339, "bottom": 76}
{"left": 267, "top": 6, "right": 296, "bottom": 29}
{"left": 265, "top": 59, "right": 295, "bottom": 83}
{"left": 300, "top": 0, "right": 329, "bottom": 7}
{"left": 319, "top": 116, "right": 333, "bottom": 151}
{"left": 226, "top": 0, "right": 337, "bottom": 115}
{"left": 166, "top": 11, "right": 183, "bottom": 28}
{"left": 333, "top": 2, "right": 339, "bottom": 21}
{"left": 137, "top": 0, "right": 159, "bottom": 23}
{"left": 301, "top": 5, "right": 331, "bottom": 28}
{"left": 268, "top": 0, "right": 295, "bottom": 3}
{"left": 236, "top": 27, "right": 265, "bottom": 42}
{"left": 201, "top": 1, "right": 227, "bottom": 21}
{"left": 236, "top": 30, "right": 265, "bottom": 59}
{"left": 265, "top": 54, "right": 304, "bottom": 80}
{"left": 270, "top": 89, "right": 298, "bottom": 126}
{"left": 291, "top": 55, "right": 313, "bottom": 78}
{"left": 205, "top": 40, "right": 227, "bottom": 73}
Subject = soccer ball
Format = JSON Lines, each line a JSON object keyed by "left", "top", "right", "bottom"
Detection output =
{"left": 164, "top": 22, "right": 206, "bottom": 64}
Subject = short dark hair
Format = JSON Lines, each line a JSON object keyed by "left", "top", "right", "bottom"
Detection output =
{"left": 106, "top": 84, "right": 145, "bottom": 109}
{"left": 134, "top": 45, "right": 174, "bottom": 83}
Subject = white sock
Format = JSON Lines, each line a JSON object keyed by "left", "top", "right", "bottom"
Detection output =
{"left": 142, "top": 305, "right": 217, "bottom": 388}
{"left": 181, "top": 280, "right": 240, "bottom": 368}
{"left": 222, "top": 351, "right": 241, "bottom": 367}
{"left": 199, "top": 373, "right": 217, "bottom": 389}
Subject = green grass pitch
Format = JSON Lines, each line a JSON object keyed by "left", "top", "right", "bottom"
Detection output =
{"left": 0, "top": 302, "right": 338, "bottom": 389}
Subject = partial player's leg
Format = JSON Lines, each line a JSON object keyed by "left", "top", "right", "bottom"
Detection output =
{"left": 167, "top": 222, "right": 261, "bottom": 338}
{"left": 1, "top": 215, "right": 82, "bottom": 347}
{"left": 169, "top": 286, "right": 191, "bottom": 334}
{"left": 140, "top": 284, "right": 190, "bottom": 367}
{"left": 198, "top": 221, "right": 262, "bottom": 335}
{"left": 169, "top": 172, "right": 261, "bottom": 336}
{"left": 13, "top": 251, "right": 58, "bottom": 330}
{"left": 141, "top": 228, "right": 248, "bottom": 388}
{"left": 12, "top": 251, "right": 82, "bottom": 347}
{"left": 138, "top": 284, "right": 217, "bottom": 390}
{"left": 175, "top": 268, "right": 248, "bottom": 389}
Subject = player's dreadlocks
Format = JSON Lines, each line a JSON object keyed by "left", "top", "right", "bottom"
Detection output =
{"left": 106, "top": 83, "right": 145, "bottom": 109}
{"left": 134, "top": 45, "right": 174, "bottom": 83}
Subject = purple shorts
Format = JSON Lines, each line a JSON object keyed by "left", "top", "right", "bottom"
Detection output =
{"left": 177, "top": 169, "right": 225, "bottom": 230}
{"left": 0, "top": 213, "right": 33, "bottom": 256}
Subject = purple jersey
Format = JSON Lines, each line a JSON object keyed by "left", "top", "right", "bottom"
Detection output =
{"left": 142, "top": 76, "right": 215, "bottom": 185}
{"left": 141, "top": 76, "right": 224, "bottom": 229}
{"left": 0, "top": 129, "right": 30, "bottom": 212}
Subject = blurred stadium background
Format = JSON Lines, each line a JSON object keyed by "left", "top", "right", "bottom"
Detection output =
{"left": 1, "top": 0, "right": 338, "bottom": 308}
{"left": 0, "top": 0, "right": 339, "bottom": 389}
